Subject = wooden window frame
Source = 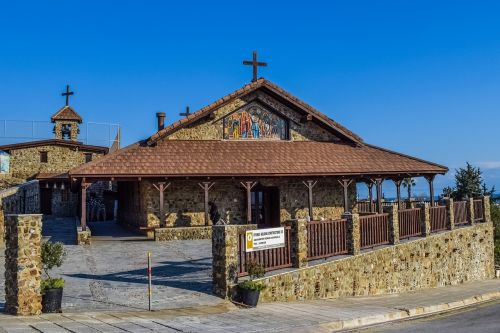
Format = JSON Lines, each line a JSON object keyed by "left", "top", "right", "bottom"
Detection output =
{"left": 84, "top": 153, "right": 92, "bottom": 163}
{"left": 40, "top": 151, "right": 48, "bottom": 163}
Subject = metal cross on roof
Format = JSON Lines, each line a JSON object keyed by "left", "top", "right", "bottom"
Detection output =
{"left": 243, "top": 51, "right": 267, "bottom": 82}
{"left": 61, "top": 85, "right": 74, "bottom": 106}
{"left": 179, "top": 106, "right": 191, "bottom": 117}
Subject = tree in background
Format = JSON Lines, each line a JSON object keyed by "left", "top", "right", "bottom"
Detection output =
{"left": 442, "top": 162, "right": 495, "bottom": 200}
{"left": 492, "top": 204, "right": 500, "bottom": 267}
{"left": 402, "top": 178, "right": 416, "bottom": 200}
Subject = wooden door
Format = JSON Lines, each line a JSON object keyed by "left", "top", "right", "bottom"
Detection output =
{"left": 40, "top": 188, "right": 52, "bottom": 215}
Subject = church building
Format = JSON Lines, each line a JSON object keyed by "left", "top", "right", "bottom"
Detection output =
{"left": 70, "top": 55, "right": 447, "bottom": 237}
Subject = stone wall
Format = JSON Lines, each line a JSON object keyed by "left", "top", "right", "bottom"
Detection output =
{"left": 4, "top": 214, "right": 43, "bottom": 315}
{"left": 154, "top": 226, "right": 212, "bottom": 241}
{"left": 0, "top": 180, "right": 40, "bottom": 243}
{"left": 120, "top": 177, "right": 354, "bottom": 230}
{"left": 253, "top": 222, "right": 494, "bottom": 302}
{"left": 164, "top": 91, "right": 341, "bottom": 143}
{"left": 7, "top": 145, "right": 105, "bottom": 180}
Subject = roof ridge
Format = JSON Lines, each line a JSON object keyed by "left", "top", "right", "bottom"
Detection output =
{"left": 51, "top": 105, "right": 83, "bottom": 123}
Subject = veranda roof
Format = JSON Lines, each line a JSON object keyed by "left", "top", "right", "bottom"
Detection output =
{"left": 69, "top": 140, "right": 447, "bottom": 179}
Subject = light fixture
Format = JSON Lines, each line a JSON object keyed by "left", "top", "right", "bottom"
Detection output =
{"left": 61, "top": 182, "right": 65, "bottom": 190}
{"left": 53, "top": 183, "right": 57, "bottom": 190}
{"left": 45, "top": 182, "right": 49, "bottom": 189}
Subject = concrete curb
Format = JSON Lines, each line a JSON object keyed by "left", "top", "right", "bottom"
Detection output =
{"left": 315, "top": 290, "right": 500, "bottom": 332}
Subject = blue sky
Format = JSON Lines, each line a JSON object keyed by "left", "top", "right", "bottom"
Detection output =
{"left": 0, "top": 1, "right": 499, "bottom": 196}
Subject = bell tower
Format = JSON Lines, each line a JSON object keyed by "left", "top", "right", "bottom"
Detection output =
{"left": 51, "top": 85, "right": 83, "bottom": 141}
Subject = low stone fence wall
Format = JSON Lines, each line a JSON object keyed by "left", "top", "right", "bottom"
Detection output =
{"left": 155, "top": 226, "right": 212, "bottom": 241}
{"left": 255, "top": 222, "right": 494, "bottom": 302}
{"left": 0, "top": 180, "right": 40, "bottom": 243}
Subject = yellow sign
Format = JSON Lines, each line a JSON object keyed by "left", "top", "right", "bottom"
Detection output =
{"left": 245, "top": 227, "right": 285, "bottom": 252}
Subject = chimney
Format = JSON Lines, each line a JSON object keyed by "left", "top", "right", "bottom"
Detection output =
{"left": 156, "top": 112, "right": 165, "bottom": 131}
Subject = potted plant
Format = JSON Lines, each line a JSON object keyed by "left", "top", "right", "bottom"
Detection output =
{"left": 41, "top": 241, "right": 67, "bottom": 313}
{"left": 238, "top": 260, "right": 266, "bottom": 307}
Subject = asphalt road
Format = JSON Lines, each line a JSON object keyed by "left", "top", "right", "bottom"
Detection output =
{"left": 353, "top": 299, "right": 500, "bottom": 333}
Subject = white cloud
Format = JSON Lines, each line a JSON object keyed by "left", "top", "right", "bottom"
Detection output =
{"left": 476, "top": 162, "right": 500, "bottom": 170}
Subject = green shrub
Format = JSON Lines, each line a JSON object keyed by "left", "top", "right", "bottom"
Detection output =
{"left": 239, "top": 279, "right": 266, "bottom": 291}
{"left": 41, "top": 241, "right": 67, "bottom": 289}
{"left": 239, "top": 260, "right": 266, "bottom": 291}
{"left": 492, "top": 204, "right": 500, "bottom": 267}
{"left": 41, "top": 278, "right": 65, "bottom": 292}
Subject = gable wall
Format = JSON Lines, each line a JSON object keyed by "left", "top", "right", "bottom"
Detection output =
{"left": 164, "top": 91, "right": 341, "bottom": 142}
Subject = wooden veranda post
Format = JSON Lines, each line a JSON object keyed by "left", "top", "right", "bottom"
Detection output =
{"left": 338, "top": 179, "right": 353, "bottom": 213}
{"left": 375, "top": 178, "right": 383, "bottom": 214}
{"left": 303, "top": 180, "right": 318, "bottom": 220}
{"left": 152, "top": 182, "right": 170, "bottom": 227}
{"left": 241, "top": 181, "right": 257, "bottom": 224}
{"left": 198, "top": 182, "right": 215, "bottom": 226}
{"left": 366, "top": 180, "right": 374, "bottom": 212}
{"left": 81, "top": 181, "right": 91, "bottom": 231}
{"left": 425, "top": 175, "right": 435, "bottom": 206}
{"left": 394, "top": 179, "right": 402, "bottom": 208}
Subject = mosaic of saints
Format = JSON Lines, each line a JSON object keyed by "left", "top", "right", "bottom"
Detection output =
{"left": 224, "top": 106, "right": 287, "bottom": 140}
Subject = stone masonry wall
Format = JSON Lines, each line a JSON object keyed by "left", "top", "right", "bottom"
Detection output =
{"left": 254, "top": 222, "right": 494, "bottom": 302}
{"left": 127, "top": 177, "right": 354, "bottom": 230}
{"left": 7, "top": 145, "right": 105, "bottom": 180}
{"left": 0, "top": 180, "right": 40, "bottom": 243}
{"left": 164, "top": 91, "right": 341, "bottom": 142}
{"left": 155, "top": 226, "right": 212, "bottom": 241}
{"left": 4, "top": 214, "right": 43, "bottom": 315}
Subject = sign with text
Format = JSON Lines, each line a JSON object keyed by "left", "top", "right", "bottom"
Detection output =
{"left": 245, "top": 227, "right": 285, "bottom": 252}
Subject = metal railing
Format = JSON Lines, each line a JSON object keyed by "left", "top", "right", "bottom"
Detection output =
{"left": 430, "top": 206, "right": 447, "bottom": 232}
{"left": 398, "top": 208, "right": 422, "bottom": 239}
{"left": 360, "top": 213, "right": 389, "bottom": 249}
{"left": 307, "top": 219, "right": 348, "bottom": 261}
{"left": 237, "top": 226, "right": 292, "bottom": 277}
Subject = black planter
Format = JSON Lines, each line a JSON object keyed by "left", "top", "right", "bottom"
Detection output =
{"left": 42, "top": 288, "right": 63, "bottom": 313}
{"left": 240, "top": 288, "right": 260, "bottom": 307}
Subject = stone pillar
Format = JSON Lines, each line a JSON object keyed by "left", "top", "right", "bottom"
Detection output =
{"left": 467, "top": 198, "right": 475, "bottom": 225}
{"left": 483, "top": 196, "right": 491, "bottom": 223}
{"left": 418, "top": 203, "right": 431, "bottom": 236}
{"left": 212, "top": 224, "right": 257, "bottom": 299}
{"left": 4, "top": 214, "right": 42, "bottom": 315}
{"left": 383, "top": 205, "right": 399, "bottom": 245}
{"left": 344, "top": 213, "right": 360, "bottom": 255}
{"left": 284, "top": 219, "right": 308, "bottom": 268}
{"left": 444, "top": 198, "right": 455, "bottom": 230}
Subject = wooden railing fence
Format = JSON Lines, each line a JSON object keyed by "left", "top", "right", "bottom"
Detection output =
{"left": 473, "top": 199, "right": 484, "bottom": 223}
{"left": 237, "top": 226, "right": 292, "bottom": 277}
{"left": 307, "top": 219, "right": 348, "bottom": 260}
{"left": 453, "top": 201, "right": 469, "bottom": 226}
{"left": 398, "top": 208, "right": 421, "bottom": 239}
{"left": 430, "top": 206, "right": 447, "bottom": 232}
{"left": 360, "top": 213, "right": 389, "bottom": 249}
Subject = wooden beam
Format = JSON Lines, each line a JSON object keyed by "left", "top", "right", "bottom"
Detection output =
{"left": 425, "top": 175, "right": 436, "bottom": 206}
{"left": 81, "top": 182, "right": 91, "bottom": 231}
{"left": 153, "top": 182, "right": 170, "bottom": 227}
{"left": 375, "top": 178, "right": 383, "bottom": 214}
{"left": 198, "top": 182, "right": 215, "bottom": 226}
{"left": 393, "top": 179, "right": 403, "bottom": 208}
{"left": 241, "top": 181, "right": 257, "bottom": 224}
{"left": 303, "top": 180, "right": 318, "bottom": 220}
{"left": 338, "top": 179, "right": 353, "bottom": 213}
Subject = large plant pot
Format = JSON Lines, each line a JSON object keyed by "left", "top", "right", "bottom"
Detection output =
{"left": 240, "top": 288, "right": 260, "bottom": 307}
{"left": 42, "top": 288, "right": 63, "bottom": 313}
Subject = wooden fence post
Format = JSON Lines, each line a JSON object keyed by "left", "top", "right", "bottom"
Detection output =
{"left": 383, "top": 205, "right": 399, "bottom": 245}
{"left": 444, "top": 198, "right": 455, "bottom": 230}
{"left": 467, "top": 198, "right": 475, "bottom": 225}
{"left": 344, "top": 213, "right": 360, "bottom": 255}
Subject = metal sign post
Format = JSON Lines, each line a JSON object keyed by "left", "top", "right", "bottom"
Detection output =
{"left": 147, "top": 251, "right": 152, "bottom": 311}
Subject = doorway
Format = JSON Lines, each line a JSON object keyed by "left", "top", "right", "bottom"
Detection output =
{"left": 251, "top": 186, "right": 280, "bottom": 228}
{"left": 40, "top": 187, "right": 52, "bottom": 215}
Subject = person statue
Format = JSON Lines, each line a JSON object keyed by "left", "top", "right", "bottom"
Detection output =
{"left": 209, "top": 201, "right": 221, "bottom": 224}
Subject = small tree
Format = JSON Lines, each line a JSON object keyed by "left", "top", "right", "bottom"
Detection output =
{"left": 453, "top": 162, "right": 495, "bottom": 200}
{"left": 402, "top": 178, "right": 416, "bottom": 200}
{"left": 239, "top": 260, "right": 266, "bottom": 291}
{"left": 41, "top": 241, "right": 67, "bottom": 291}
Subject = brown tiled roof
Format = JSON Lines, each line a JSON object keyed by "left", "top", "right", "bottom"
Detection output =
{"left": 147, "top": 79, "right": 363, "bottom": 145}
{"left": 0, "top": 139, "right": 108, "bottom": 153}
{"left": 36, "top": 172, "right": 69, "bottom": 180}
{"left": 51, "top": 106, "right": 83, "bottom": 123}
{"left": 69, "top": 140, "right": 447, "bottom": 178}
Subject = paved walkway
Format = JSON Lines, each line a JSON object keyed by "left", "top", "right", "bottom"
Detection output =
{"left": 0, "top": 279, "right": 499, "bottom": 332}
{"left": 0, "top": 217, "right": 224, "bottom": 312}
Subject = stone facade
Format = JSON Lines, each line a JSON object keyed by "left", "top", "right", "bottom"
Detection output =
{"left": 6, "top": 145, "right": 104, "bottom": 180}
{"left": 77, "top": 226, "right": 91, "bottom": 245}
{"left": 253, "top": 222, "right": 494, "bottom": 303}
{"left": 54, "top": 120, "right": 80, "bottom": 141}
{"left": 4, "top": 214, "right": 43, "bottom": 315}
{"left": 0, "top": 180, "right": 40, "bottom": 243}
{"left": 154, "top": 226, "right": 212, "bottom": 241}
{"left": 118, "top": 177, "right": 355, "bottom": 232}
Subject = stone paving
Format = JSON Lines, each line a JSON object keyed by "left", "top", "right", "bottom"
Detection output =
{"left": 0, "top": 217, "right": 224, "bottom": 312}
{"left": 0, "top": 279, "right": 499, "bottom": 332}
